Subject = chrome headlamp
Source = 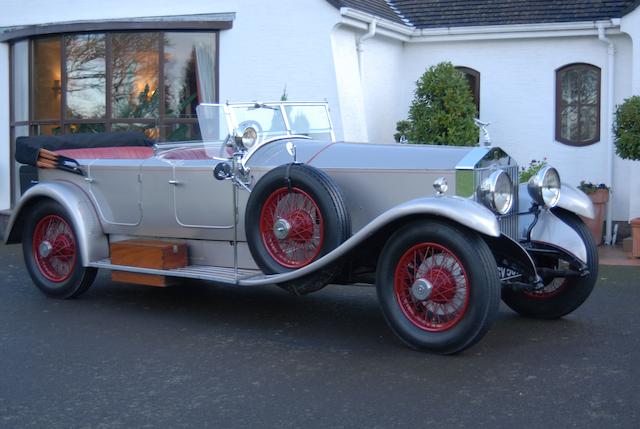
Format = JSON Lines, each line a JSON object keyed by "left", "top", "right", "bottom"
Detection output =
{"left": 527, "top": 166, "right": 561, "bottom": 208}
{"left": 239, "top": 126, "right": 257, "bottom": 149}
{"left": 477, "top": 169, "right": 514, "bottom": 215}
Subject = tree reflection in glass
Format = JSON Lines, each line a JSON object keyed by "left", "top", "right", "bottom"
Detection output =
{"left": 111, "top": 33, "right": 160, "bottom": 118}
{"left": 65, "top": 34, "right": 106, "bottom": 119}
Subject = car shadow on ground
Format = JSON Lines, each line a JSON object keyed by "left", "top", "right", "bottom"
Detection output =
{"left": 54, "top": 271, "right": 597, "bottom": 357}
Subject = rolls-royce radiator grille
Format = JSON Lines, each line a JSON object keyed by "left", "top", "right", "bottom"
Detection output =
{"left": 474, "top": 165, "right": 519, "bottom": 240}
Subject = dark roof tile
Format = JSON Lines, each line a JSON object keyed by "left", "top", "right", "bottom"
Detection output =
{"left": 326, "top": 0, "right": 407, "bottom": 24}
{"left": 326, "top": 0, "right": 640, "bottom": 28}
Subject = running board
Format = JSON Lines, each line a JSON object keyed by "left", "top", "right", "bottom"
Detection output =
{"left": 89, "top": 259, "right": 265, "bottom": 286}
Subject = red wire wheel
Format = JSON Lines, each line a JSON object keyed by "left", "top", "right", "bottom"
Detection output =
{"left": 393, "top": 242, "right": 470, "bottom": 332}
{"left": 31, "top": 215, "right": 77, "bottom": 283}
{"left": 259, "top": 187, "right": 324, "bottom": 268}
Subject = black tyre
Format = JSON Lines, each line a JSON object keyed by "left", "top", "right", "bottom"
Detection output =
{"left": 502, "top": 209, "right": 598, "bottom": 319}
{"left": 22, "top": 200, "right": 97, "bottom": 299}
{"left": 376, "top": 220, "right": 500, "bottom": 354}
{"left": 245, "top": 163, "right": 350, "bottom": 294}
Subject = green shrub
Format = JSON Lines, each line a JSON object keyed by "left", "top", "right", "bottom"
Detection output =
{"left": 614, "top": 95, "right": 640, "bottom": 160}
{"left": 394, "top": 120, "right": 412, "bottom": 142}
{"left": 401, "top": 62, "right": 478, "bottom": 146}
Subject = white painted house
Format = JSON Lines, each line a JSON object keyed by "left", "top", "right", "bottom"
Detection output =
{"left": 1, "top": 0, "right": 639, "bottom": 241}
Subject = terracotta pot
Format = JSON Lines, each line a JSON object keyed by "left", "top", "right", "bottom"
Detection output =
{"left": 581, "top": 189, "right": 609, "bottom": 245}
{"left": 631, "top": 218, "right": 640, "bottom": 258}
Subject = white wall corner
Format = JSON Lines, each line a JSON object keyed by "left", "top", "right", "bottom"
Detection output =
{"left": 330, "top": 26, "right": 369, "bottom": 142}
{"left": 621, "top": 5, "right": 640, "bottom": 94}
{"left": 0, "top": 43, "right": 10, "bottom": 211}
{"left": 620, "top": 7, "right": 640, "bottom": 220}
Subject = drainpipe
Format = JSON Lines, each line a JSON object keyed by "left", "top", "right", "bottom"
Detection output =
{"left": 597, "top": 22, "right": 616, "bottom": 245}
{"left": 356, "top": 19, "right": 378, "bottom": 79}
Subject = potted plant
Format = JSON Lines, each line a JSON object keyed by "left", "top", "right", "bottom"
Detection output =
{"left": 577, "top": 181, "right": 610, "bottom": 245}
{"left": 519, "top": 158, "right": 547, "bottom": 184}
{"left": 613, "top": 95, "right": 640, "bottom": 256}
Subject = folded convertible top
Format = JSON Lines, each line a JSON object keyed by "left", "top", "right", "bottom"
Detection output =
{"left": 15, "top": 132, "right": 154, "bottom": 166}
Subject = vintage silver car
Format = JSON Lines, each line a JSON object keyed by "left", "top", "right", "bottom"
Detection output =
{"left": 4, "top": 101, "right": 598, "bottom": 354}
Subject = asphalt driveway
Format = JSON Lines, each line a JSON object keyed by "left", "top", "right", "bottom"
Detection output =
{"left": 0, "top": 243, "right": 638, "bottom": 428}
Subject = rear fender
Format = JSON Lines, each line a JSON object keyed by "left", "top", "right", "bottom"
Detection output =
{"left": 4, "top": 182, "right": 109, "bottom": 265}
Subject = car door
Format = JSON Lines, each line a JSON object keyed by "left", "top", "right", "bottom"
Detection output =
{"left": 172, "top": 159, "right": 235, "bottom": 235}
{"left": 87, "top": 159, "right": 142, "bottom": 226}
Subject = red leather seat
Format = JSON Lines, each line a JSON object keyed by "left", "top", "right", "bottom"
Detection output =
{"left": 54, "top": 146, "right": 154, "bottom": 160}
{"left": 159, "top": 147, "right": 214, "bottom": 160}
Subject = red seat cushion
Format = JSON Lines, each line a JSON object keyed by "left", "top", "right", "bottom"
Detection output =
{"left": 159, "top": 147, "right": 215, "bottom": 160}
{"left": 54, "top": 146, "right": 154, "bottom": 160}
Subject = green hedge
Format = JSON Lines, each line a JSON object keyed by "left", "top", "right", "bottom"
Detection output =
{"left": 614, "top": 95, "right": 640, "bottom": 161}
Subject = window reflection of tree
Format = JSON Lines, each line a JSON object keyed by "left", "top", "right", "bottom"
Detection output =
{"left": 111, "top": 33, "right": 160, "bottom": 119}
{"left": 65, "top": 34, "right": 106, "bottom": 119}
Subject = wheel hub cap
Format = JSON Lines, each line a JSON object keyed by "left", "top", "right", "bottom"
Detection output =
{"left": 273, "top": 218, "right": 291, "bottom": 240}
{"left": 411, "top": 278, "right": 433, "bottom": 301}
{"left": 39, "top": 240, "right": 53, "bottom": 258}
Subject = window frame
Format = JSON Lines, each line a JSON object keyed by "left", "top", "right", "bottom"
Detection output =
{"left": 25, "top": 30, "right": 219, "bottom": 141}
{"left": 555, "top": 63, "right": 601, "bottom": 146}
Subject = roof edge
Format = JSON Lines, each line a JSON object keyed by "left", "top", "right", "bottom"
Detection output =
{"left": 0, "top": 12, "right": 236, "bottom": 42}
{"left": 340, "top": 8, "right": 623, "bottom": 42}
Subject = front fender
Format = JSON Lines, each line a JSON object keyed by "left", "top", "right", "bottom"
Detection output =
{"left": 530, "top": 209, "right": 588, "bottom": 264}
{"left": 240, "top": 196, "right": 499, "bottom": 286}
{"left": 518, "top": 182, "right": 595, "bottom": 221}
{"left": 518, "top": 182, "right": 595, "bottom": 240}
{"left": 557, "top": 183, "right": 595, "bottom": 219}
{"left": 4, "top": 181, "right": 109, "bottom": 266}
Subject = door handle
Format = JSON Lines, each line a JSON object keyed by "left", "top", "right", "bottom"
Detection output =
{"left": 168, "top": 180, "right": 180, "bottom": 185}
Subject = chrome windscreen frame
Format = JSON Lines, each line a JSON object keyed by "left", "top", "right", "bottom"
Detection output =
{"left": 196, "top": 101, "right": 335, "bottom": 163}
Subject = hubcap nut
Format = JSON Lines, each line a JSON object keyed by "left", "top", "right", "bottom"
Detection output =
{"left": 411, "top": 278, "right": 433, "bottom": 301}
{"left": 39, "top": 240, "right": 53, "bottom": 258}
{"left": 273, "top": 218, "right": 291, "bottom": 240}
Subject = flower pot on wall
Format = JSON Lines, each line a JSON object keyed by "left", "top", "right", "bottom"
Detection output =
{"left": 580, "top": 189, "right": 609, "bottom": 245}
{"left": 631, "top": 218, "right": 640, "bottom": 258}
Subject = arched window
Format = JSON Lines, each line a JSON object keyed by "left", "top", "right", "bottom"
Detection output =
{"left": 455, "top": 66, "right": 480, "bottom": 115}
{"left": 556, "top": 63, "right": 601, "bottom": 146}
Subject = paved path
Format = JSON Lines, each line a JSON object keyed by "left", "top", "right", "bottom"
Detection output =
{"left": 0, "top": 243, "right": 638, "bottom": 428}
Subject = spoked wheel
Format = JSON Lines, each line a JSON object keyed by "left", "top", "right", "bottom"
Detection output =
{"left": 259, "top": 187, "right": 324, "bottom": 268}
{"left": 245, "top": 163, "right": 350, "bottom": 295}
{"left": 32, "top": 214, "right": 77, "bottom": 282}
{"left": 22, "top": 200, "right": 97, "bottom": 299}
{"left": 502, "top": 209, "right": 598, "bottom": 319}
{"left": 394, "top": 243, "right": 470, "bottom": 332}
{"left": 377, "top": 220, "right": 500, "bottom": 354}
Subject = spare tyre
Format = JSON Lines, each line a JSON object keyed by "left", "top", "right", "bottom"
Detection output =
{"left": 245, "top": 163, "right": 351, "bottom": 294}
